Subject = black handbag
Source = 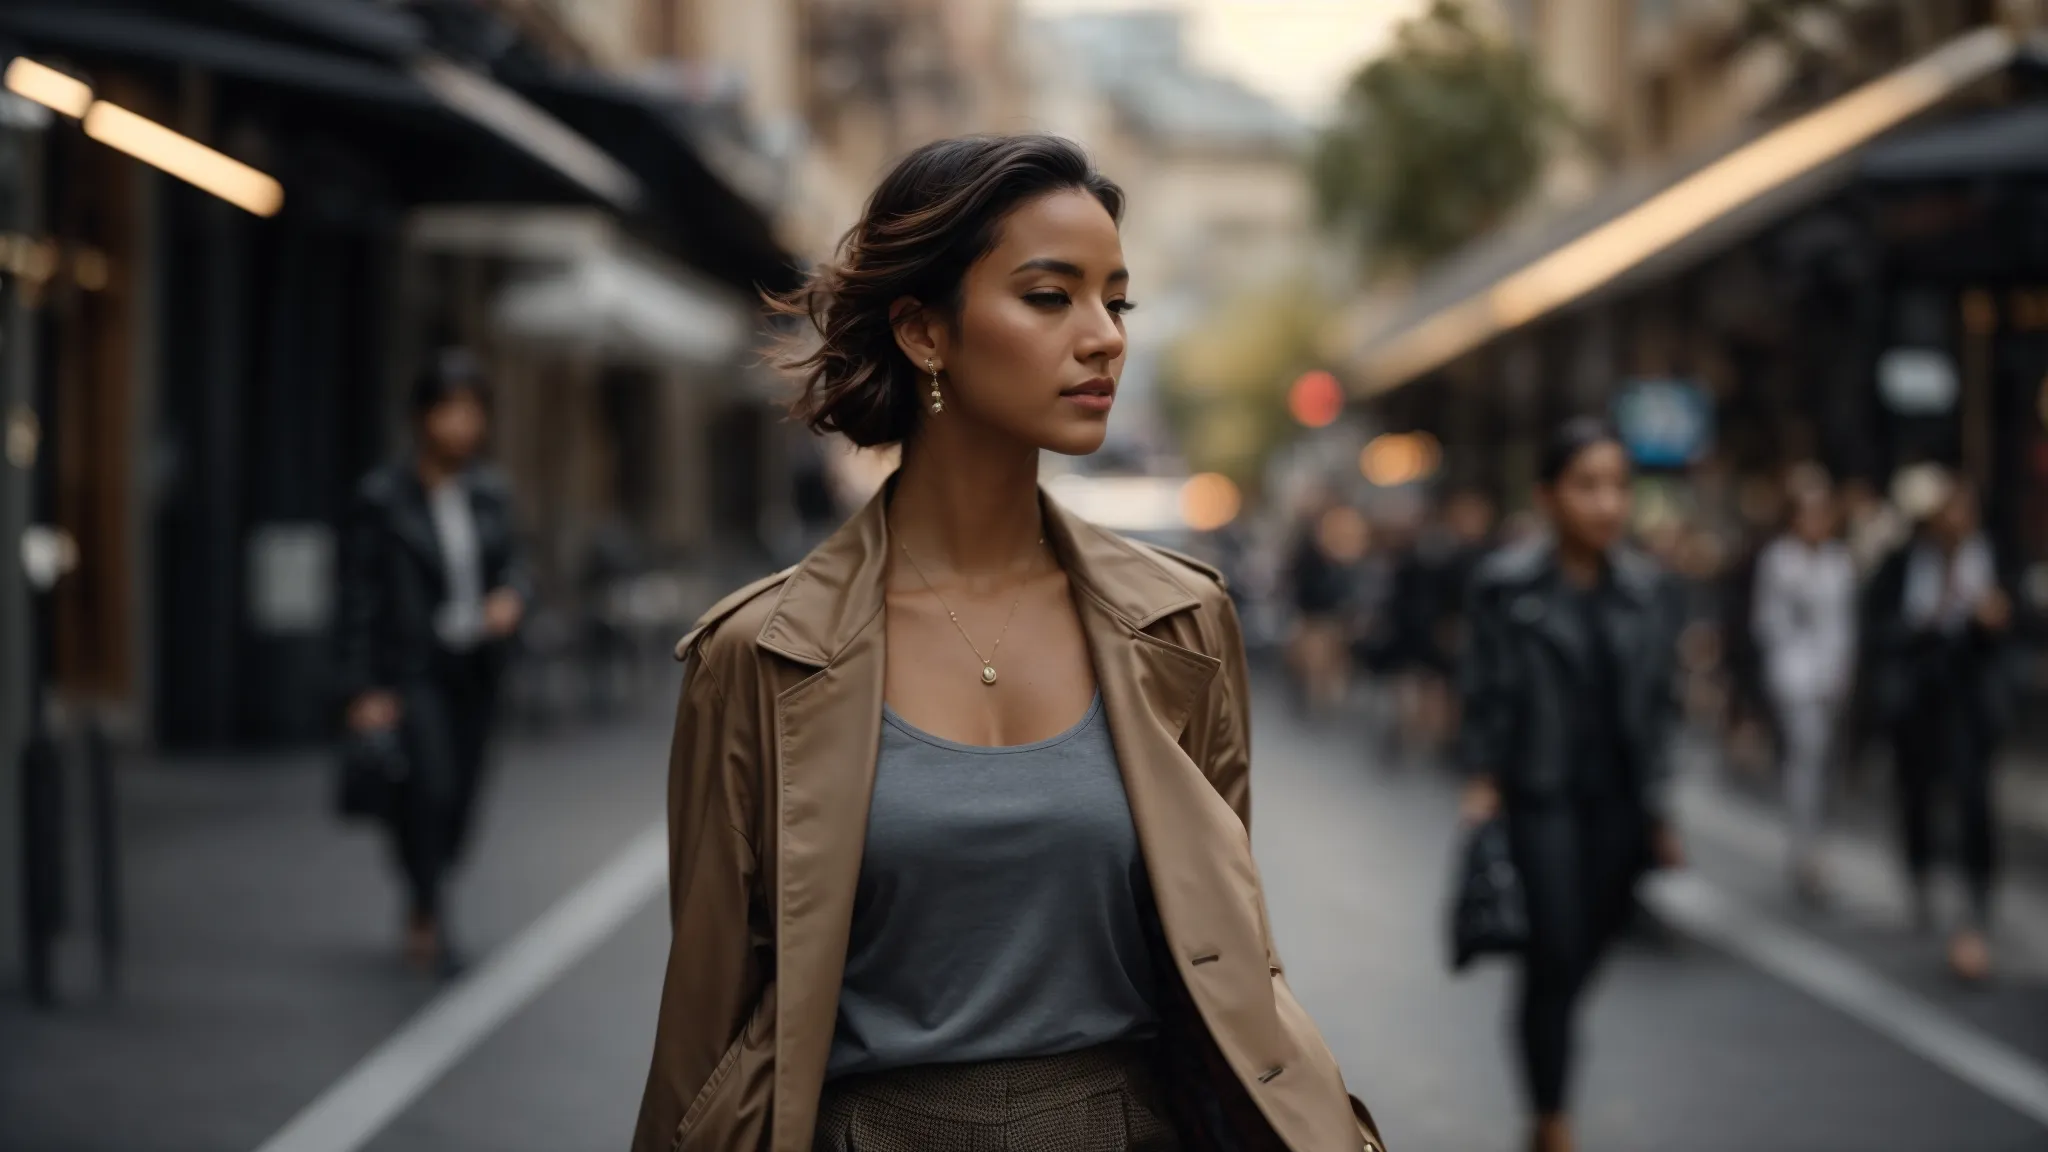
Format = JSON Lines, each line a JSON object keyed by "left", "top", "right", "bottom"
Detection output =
{"left": 1449, "top": 815, "right": 1527, "bottom": 971}
{"left": 335, "top": 727, "right": 408, "bottom": 822}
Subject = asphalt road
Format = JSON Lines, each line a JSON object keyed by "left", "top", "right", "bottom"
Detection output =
{"left": 6, "top": 674, "right": 2048, "bottom": 1152}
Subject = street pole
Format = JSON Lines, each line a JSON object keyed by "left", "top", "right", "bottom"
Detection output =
{"left": 20, "top": 569, "right": 59, "bottom": 1007}
{"left": 19, "top": 523, "right": 74, "bottom": 1008}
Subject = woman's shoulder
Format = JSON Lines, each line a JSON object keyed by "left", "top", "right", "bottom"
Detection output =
{"left": 1128, "top": 538, "right": 1230, "bottom": 598}
{"left": 673, "top": 565, "right": 800, "bottom": 666}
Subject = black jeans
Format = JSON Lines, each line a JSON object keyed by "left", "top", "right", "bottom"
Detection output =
{"left": 1507, "top": 792, "right": 1644, "bottom": 1116}
{"left": 391, "top": 647, "right": 497, "bottom": 922}
{"left": 1894, "top": 672, "right": 1998, "bottom": 928}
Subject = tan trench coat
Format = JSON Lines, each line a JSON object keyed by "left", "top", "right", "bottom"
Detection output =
{"left": 632, "top": 485, "right": 1385, "bottom": 1152}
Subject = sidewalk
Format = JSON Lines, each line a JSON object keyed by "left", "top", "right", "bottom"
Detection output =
{"left": 0, "top": 692, "right": 678, "bottom": 1152}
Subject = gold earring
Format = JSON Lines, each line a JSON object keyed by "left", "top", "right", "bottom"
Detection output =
{"left": 927, "top": 359, "right": 943, "bottom": 414}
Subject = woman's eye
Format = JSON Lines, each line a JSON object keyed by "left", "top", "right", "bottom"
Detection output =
{"left": 1025, "top": 291, "right": 1070, "bottom": 308}
{"left": 1108, "top": 299, "right": 1137, "bottom": 315}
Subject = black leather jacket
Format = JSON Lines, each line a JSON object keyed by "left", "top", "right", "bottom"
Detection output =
{"left": 334, "top": 463, "right": 529, "bottom": 704}
{"left": 1457, "top": 539, "right": 1682, "bottom": 818}
{"left": 1861, "top": 539, "right": 2014, "bottom": 738}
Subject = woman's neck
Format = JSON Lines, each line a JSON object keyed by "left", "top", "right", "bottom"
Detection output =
{"left": 1556, "top": 539, "right": 1604, "bottom": 589}
{"left": 415, "top": 450, "right": 458, "bottom": 489}
{"left": 890, "top": 429, "right": 1045, "bottom": 581}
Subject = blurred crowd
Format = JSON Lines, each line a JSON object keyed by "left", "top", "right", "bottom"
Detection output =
{"left": 1258, "top": 453, "right": 2016, "bottom": 963}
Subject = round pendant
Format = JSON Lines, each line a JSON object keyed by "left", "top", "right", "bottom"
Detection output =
{"left": 981, "top": 664, "right": 998, "bottom": 685}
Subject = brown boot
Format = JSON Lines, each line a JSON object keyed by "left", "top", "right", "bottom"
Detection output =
{"left": 404, "top": 913, "right": 441, "bottom": 973}
{"left": 1531, "top": 1114, "right": 1574, "bottom": 1152}
{"left": 1948, "top": 929, "right": 1991, "bottom": 984}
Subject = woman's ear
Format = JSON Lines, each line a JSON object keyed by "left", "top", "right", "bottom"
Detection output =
{"left": 890, "top": 297, "right": 942, "bottom": 374}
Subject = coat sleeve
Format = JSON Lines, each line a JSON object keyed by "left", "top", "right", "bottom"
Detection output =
{"left": 1456, "top": 578, "right": 1510, "bottom": 783}
{"left": 1188, "top": 587, "right": 1390, "bottom": 1149}
{"left": 632, "top": 638, "right": 763, "bottom": 1152}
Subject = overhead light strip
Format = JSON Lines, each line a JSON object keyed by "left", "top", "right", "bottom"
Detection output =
{"left": 5, "top": 56, "right": 284, "bottom": 217}
{"left": 4, "top": 56, "right": 91, "bottom": 118}
{"left": 84, "top": 102, "right": 283, "bottom": 217}
{"left": 1359, "top": 25, "right": 2018, "bottom": 394}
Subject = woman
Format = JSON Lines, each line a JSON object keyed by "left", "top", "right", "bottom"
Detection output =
{"left": 632, "top": 135, "right": 1384, "bottom": 1152}
{"left": 1865, "top": 474, "right": 2011, "bottom": 981}
{"left": 1752, "top": 482, "right": 1858, "bottom": 906}
{"left": 337, "top": 350, "right": 529, "bottom": 976}
{"left": 1458, "top": 419, "right": 1682, "bottom": 1152}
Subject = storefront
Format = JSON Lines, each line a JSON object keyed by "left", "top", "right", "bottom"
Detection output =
{"left": 0, "top": 0, "right": 788, "bottom": 750}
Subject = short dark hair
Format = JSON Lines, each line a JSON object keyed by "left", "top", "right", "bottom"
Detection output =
{"left": 1538, "top": 416, "right": 1624, "bottom": 484}
{"left": 411, "top": 347, "right": 488, "bottom": 419}
{"left": 770, "top": 134, "right": 1125, "bottom": 447}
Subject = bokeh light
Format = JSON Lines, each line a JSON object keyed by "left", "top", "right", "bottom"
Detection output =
{"left": 1180, "top": 471, "right": 1242, "bottom": 531}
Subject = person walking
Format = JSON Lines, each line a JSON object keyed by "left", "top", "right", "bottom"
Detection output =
{"left": 631, "top": 135, "right": 1385, "bottom": 1152}
{"left": 1458, "top": 418, "right": 1683, "bottom": 1152}
{"left": 336, "top": 350, "right": 529, "bottom": 976}
{"left": 1286, "top": 491, "right": 1361, "bottom": 715}
{"left": 1752, "top": 484, "right": 1858, "bottom": 906}
{"left": 1865, "top": 474, "right": 2011, "bottom": 981}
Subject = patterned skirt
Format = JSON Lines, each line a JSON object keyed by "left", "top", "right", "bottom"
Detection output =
{"left": 813, "top": 1042, "right": 1183, "bottom": 1152}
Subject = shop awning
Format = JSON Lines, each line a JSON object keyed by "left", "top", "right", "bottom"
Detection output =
{"left": 510, "top": 68, "right": 799, "bottom": 295}
{"left": 410, "top": 206, "right": 755, "bottom": 369}
{"left": 492, "top": 246, "right": 753, "bottom": 369}
{"left": 1862, "top": 100, "right": 2048, "bottom": 181}
{"left": 1349, "top": 25, "right": 2022, "bottom": 396}
{"left": 0, "top": 2, "right": 641, "bottom": 210}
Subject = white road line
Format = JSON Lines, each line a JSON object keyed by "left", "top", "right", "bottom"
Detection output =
{"left": 1646, "top": 871, "right": 2048, "bottom": 1129}
{"left": 252, "top": 823, "right": 668, "bottom": 1152}
{"left": 1677, "top": 776, "right": 2048, "bottom": 972}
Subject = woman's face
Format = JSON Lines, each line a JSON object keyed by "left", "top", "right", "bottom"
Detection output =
{"left": 1931, "top": 486, "right": 1979, "bottom": 546}
{"left": 1793, "top": 494, "right": 1836, "bottom": 544}
{"left": 899, "top": 188, "right": 1131, "bottom": 457}
{"left": 423, "top": 389, "right": 487, "bottom": 465}
{"left": 1541, "top": 440, "right": 1632, "bottom": 554}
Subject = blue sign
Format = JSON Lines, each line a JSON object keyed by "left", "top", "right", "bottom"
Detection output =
{"left": 1613, "top": 379, "right": 1713, "bottom": 468}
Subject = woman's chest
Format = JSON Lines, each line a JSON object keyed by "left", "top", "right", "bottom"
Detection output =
{"left": 861, "top": 705, "right": 1139, "bottom": 874}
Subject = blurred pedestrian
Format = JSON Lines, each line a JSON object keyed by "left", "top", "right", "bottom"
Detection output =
{"left": 1840, "top": 476, "right": 1907, "bottom": 579}
{"left": 336, "top": 349, "right": 529, "bottom": 977}
{"left": 1752, "top": 484, "right": 1857, "bottom": 906}
{"left": 1286, "top": 494, "right": 1365, "bottom": 715}
{"left": 1865, "top": 474, "right": 2011, "bottom": 981}
{"left": 1396, "top": 490, "right": 1497, "bottom": 758}
{"left": 632, "top": 135, "right": 1384, "bottom": 1152}
{"left": 1458, "top": 418, "right": 1683, "bottom": 1152}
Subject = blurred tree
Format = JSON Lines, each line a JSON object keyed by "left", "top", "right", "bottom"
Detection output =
{"left": 1162, "top": 280, "right": 1332, "bottom": 491}
{"left": 1311, "top": 0, "right": 1569, "bottom": 276}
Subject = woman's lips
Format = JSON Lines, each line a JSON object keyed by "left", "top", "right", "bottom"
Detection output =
{"left": 1062, "top": 378, "right": 1115, "bottom": 413}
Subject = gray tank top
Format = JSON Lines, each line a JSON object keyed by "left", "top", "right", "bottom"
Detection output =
{"left": 826, "top": 693, "right": 1161, "bottom": 1079}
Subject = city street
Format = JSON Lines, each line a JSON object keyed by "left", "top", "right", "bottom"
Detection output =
{"left": 7, "top": 669, "right": 2048, "bottom": 1152}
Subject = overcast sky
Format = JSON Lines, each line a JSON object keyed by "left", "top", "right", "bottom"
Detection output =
{"left": 1021, "top": 0, "right": 1423, "bottom": 120}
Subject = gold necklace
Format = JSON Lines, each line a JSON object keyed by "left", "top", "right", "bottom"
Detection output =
{"left": 895, "top": 534, "right": 1045, "bottom": 686}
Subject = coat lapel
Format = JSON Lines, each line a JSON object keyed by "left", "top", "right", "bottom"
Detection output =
{"left": 1044, "top": 503, "right": 1290, "bottom": 1072}
{"left": 750, "top": 491, "right": 890, "bottom": 1152}
{"left": 388, "top": 473, "right": 446, "bottom": 575}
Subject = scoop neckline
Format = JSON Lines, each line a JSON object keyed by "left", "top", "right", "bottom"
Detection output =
{"left": 882, "top": 692, "right": 1103, "bottom": 755}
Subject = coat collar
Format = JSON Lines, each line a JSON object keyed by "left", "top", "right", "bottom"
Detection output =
{"left": 1490, "top": 533, "right": 1660, "bottom": 608}
{"left": 753, "top": 475, "right": 1202, "bottom": 668}
{"left": 1491, "top": 535, "right": 1661, "bottom": 678}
